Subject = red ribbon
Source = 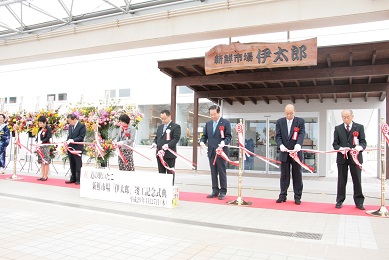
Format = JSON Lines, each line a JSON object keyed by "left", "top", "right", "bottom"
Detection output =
{"left": 112, "top": 143, "right": 128, "bottom": 165}
{"left": 63, "top": 142, "right": 82, "bottom": 157}
{"left": 113, "top": 141, "right": 152, "bottom": 161}
{"left": 14, "top": 134, "right": 33, "bottom": 155}
{"left": 167, "top": 147, "right": 197, "bottom": 169}
{"left": 157, "top": 150, "right": 175, "bottom": 173}
{"left": 289, "top": 151, "right": 314, "bottom": 173}
{"left": 213, "top": 147, "right": 239, "bottom": 166}
{"left": 381, "top": 123, "right": 389, "bottom": 146}
{"left": 219, "top": 125, "right": 225, "bottom": 138}
{"left": 36, "top": 147, "right": 48, "bottom": 164}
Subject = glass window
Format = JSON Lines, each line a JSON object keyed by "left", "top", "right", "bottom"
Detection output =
{"left": 58, "top": 93, "right": 67, "bottom": 101}
{"left": 119, "top": 88, "right": 130, "bottom": 97}
{"left": 47, "top": 94, "right": 55, "bottom": 102}
{"left": 109, "top": 89, "right": 116, "bottom": 98}
{"left": 9, "top": 97, "right": 16, "bottom": 103}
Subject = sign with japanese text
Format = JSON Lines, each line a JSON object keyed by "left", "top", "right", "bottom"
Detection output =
{"left": 205, "top": 38, "right": 317, "bottom": 74}
{"left": 80, "top": 167, "right": 179, "bottom": 208}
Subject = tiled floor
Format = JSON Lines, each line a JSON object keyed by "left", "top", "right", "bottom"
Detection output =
{"left": 0, "top": 165, "right": 388, "bottom": 260}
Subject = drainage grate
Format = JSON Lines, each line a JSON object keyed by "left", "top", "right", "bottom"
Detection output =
{"left": 293, "top": 232, "right": 323, "bottom": 240}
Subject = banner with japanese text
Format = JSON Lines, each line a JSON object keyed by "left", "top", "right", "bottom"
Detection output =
{"left": 205, "top": 38, "right": 317, "bottom": 75}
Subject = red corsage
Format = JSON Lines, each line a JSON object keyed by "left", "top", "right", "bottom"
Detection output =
{"left": 292, "top": 127, "right": 299, "bottom": 140}
{"left": 219, "top": 125, "right": 225, "bottom": 138}
{"left": 125, "top": 132, "right": 130, "bottom": 138}
{"left": 353, "top": 131, "right": 359, "bottom": 145}
{"left": 42, "top": 128, "right": 47, "bottom": 137}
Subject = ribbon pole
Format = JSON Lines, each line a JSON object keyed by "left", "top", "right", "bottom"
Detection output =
{"left": 367, "top": 120, "right": 389, "bottom": 217}
{"left": 227, "top": 120, "right": 252, "bottom": 206}
{"left": 7, "top": 128, "right": 23, "bottom": 180}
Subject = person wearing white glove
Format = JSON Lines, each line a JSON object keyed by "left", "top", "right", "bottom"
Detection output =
{"left": 151, "top": 143, "right": 157, "bottom": 149}
{"left": 115, "top": 114, "right": 136, "bottom": 171}
{"left": 199, "top": 105, "right": 232, "bottom": 200}
{"left": 275, "top": 104, "right": 305, "bottom": 205}
{"left": 332, "top": 109, "right": 367, "bottom": 210}
{"left": 199, "top": 141, "right": 206, "bottom": 149}
{"left": 153, "top": 110, "right": 181, "bottom": 185}
{"left": 65, "top": 114, "right": 86, "bottom": 185}
{"left": 36, "top": 115, "right": 52, "bottom": 181}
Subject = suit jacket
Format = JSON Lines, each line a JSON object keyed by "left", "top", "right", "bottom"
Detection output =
{"left": 332, "top": 122, "right": 366, "bottom": 164}
{"left": 275, "top": 116, "right": 305, "bottom": 162}
{"left": 67, "top": 121, "right": 86, "bottom": 152}
{"left": 200, "top": 117, "right": 232, "bottom": 158}
{"left": 115, "top": 126, "right": 136, "bottom": 147}
{"left": 154, "top": 122, "right": 181, "bottom": 159}
{"left": 35, "top": 125, "right": 52, "bottom": 144}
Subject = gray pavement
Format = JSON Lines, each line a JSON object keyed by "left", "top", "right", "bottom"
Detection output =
{"left": 0, "top": 164, "right": 389, "bottom": 260}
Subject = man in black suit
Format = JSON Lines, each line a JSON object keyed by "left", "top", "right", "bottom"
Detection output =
{"left": 65, "top": 114, "right": 86, "bottom": 185}
{"left": 332, "top": 109, "right": 366, "bottom": 210}
{"left": 275, "top": 104, "right": 305, "bottom": 205}
{"left": 200, "top": 105, "right": 232, "bottom": 200}
{"left": 152, "top": 110, "right": 181, "bottom": 185}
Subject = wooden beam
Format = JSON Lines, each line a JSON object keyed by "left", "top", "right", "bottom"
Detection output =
{"left": 192, "top": 65, "right": 205, "bottom": 75}
{"left": 368, "top": 76, "right": 372, "bottom": 84}
{"left": 348, "top": 51, "right": 353, "bottom": 67}
{"left": 303, "top": 95, "right": 309, "bottom": 103}
{"left": 333, "top": 93, "right": 337, "bottom": 103}
{"left": 371, "top": 50, "right": 377, "bottom": 65}
{"left": 195, "top": 83, "right": 389, "bottom": 99}
{"left": 275, "top": 96, "right": 282, "bottom": 104}
{"left": 349, "top": 77, "right": 352, "bottom": 85}
{"left": 176, "top": 66, "right": 190, "bottom": 76}
{"left": 222, "top": 98, "right": 233, "bottom": 105}
{"left": 279, "top": 81, "right": 284, "bottom": 87}
{"left": 261, "top": 96, "right": 269, "bottom": 104}
{"left": 318, "top": 93, "right": 323, "bottom": 103}
{"left": 379, "top": 92, "right": 386, "bottom": 101}
{"left": 295, "top": 80, "right": 300, "bottom": 87}
{"left": 215, "top": 84, "right": 224, "bottom": 90}
{"left": 349, "top": 93, "right": 352, "bottom": 102}
{"left": 248, "top": 97, "right": 257, "bottom": 104}
{"left": 365, "top": 93, "right": 368, "bottom": 102}
{"left": 289, "top": 95, "right": 295, "bottom": 103}
{"left": 312, "top": 79, "right": 317, "bottom": 86}
{"left": 231, "top": 83, "right": 239, "bottom": 89}
{"left": 247, "top": 83, "right": 254, "bottom": 89}
{"left": 160, "top": 68, "right": 175, "bottom": 77}
{"left": 172, "top": 64, "right": 389, "bottom": 86}
{"left": 326, "top": 54, "right": 331, "bottom": 68}
{"left": 235, "top": 97, "right": 245, "bottom": 105}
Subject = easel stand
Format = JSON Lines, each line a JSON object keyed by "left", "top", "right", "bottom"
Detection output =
{"left": 227, "top": 119, "right": 252, "bottom": 206}
{"left": 7, "top": 130, "right": 23, "bottom": 181}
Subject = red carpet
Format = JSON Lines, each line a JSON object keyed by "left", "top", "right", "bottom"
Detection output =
{"left": 0, "top": 174, "right": 376, "bottom": 216}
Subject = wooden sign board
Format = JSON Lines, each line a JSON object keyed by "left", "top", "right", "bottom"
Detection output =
{"left": 205, "top": 38, "right": 317, "bottom": 75}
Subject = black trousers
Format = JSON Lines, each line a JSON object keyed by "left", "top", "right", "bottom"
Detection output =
{"left": 208, "top": 155, "right": 227, "bottom": 195}
{"left": 279, "top": 156, "right": 303, "bottom": 200}
{"left": 336, "top": 162, "right": 364, "bottom": 205}
{"left": 157, "top": 157, "right": 175, "bottom": 185}
{"left": 69, "top": 154, "right": 82, "bottom": 183}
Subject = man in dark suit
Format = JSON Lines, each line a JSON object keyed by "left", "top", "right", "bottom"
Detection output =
{"left": 332, "top": 109, "right": 366, "bottom": 210}
{"left": 200, "top": 105, "right": 232, "bottom": 200}
{"left": 65, "top": 114, "right": 86, "bottom": 185}
{"left": 152, "top": 110, "right": 181, "bottom": 185}
{"left": 275, "top": 104, "right": 305, "bottom": 205}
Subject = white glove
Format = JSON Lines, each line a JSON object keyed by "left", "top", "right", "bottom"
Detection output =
{"left": 219, "top": 141, "right": 225, "bottom": 148}
{"left": 162, "top": 144, "right": 168, "bottom": 150}
{"left": 151, "top": 143, "right": 157, "bottom": 149}
{"left": 117, "top": 141, "right": 124, "bottom": 145}
{"left": 339, "top": 147, "right": 347, "bottom": 155}
{"left": 200, "top": 142, "right": 206, "bottom": 148}
{"left": 67, "top": 139, "right": 74, "bottom": 144}
{"left": 280, "top": 144, "right": 287, "bottom": 152}
{"left": 355, "top": 145, "right": 363, "bottom": 151}
{"left": 294, "top": 144, "right": 301, "bottom": 152}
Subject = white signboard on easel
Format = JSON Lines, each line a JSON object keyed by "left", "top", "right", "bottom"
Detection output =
{"left": 80, "top": 167, "right": 179, "bottom": 208}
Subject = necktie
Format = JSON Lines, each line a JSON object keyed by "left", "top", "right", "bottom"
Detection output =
{"left": 287, "top": 120, "right": 291, "bottom": 135}
{"left": 346, "top": 125, "right": 350, "bottom": 133}
{"left": 213, "top": 121, "right": 217, "bottom": 133}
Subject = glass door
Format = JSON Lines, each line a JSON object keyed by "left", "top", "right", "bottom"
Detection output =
{"left": 245, "top": 118, "right": 278, "bottom": 173}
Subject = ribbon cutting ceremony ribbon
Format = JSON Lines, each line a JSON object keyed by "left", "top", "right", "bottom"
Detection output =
{"left": 235, "top": 123, "right": 250, "bottom": 160}
{"left": 225, "top": 144, "right": 280, "bottom": 168}
{"left": 167, "top": 147, "right": 197, "bottom": 169}
{"left": 157, "top": 150, "right": 175, "bottom": 173}
{"left": 213, "top": 147, "right": 239, "bottom": 166}
{"left": 94, "top": 131, "right": 105, "bottom": 158}
{"left": 288, "top": 150, "right": 314, "bottom": 173}
{"left": 112, "top": 142, "right": 128, "bottom": 165}
{"left": 63, "top": 142, "right": 82, "bottom": 157}
{"left": 381, "top": 123, "right": 389, "bottom": 146}
{"left": 113, "top": 141, "right": 152, "bottom": 161}
{"left": 14, "top": 135, "right": 33, "bottom": 155}
{"left": 36, "top": 147, "right": 49, "bottom": 164}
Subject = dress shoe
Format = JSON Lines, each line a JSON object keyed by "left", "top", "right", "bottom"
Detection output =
{"left": 276, "top": 198, "right": 286, "bottom": 203}
{"left": 65, "top": 181, "right": 75, "bottom": 184}
{"left": 37, "top": 178, "right": 43, "bottom": 181}
{"left": 41, "top": 178, "right": 48, "bottom": 181}
{"left": 75, "top": 182, "right": 80, "bottom": 185}
{"left": 356, "top": 204, "right": 365, "bottom": 210}
{"left": 218, "top": 194, "right": 226, "bottom": 200}
{"left": 335, "top": 202, "right": 343, "bottom": 209}
{"left": 295, "top": 199, "right": 301, "bottom": 205}
{"left": 206, "top": 193, "right": 219, "bottom": 198}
